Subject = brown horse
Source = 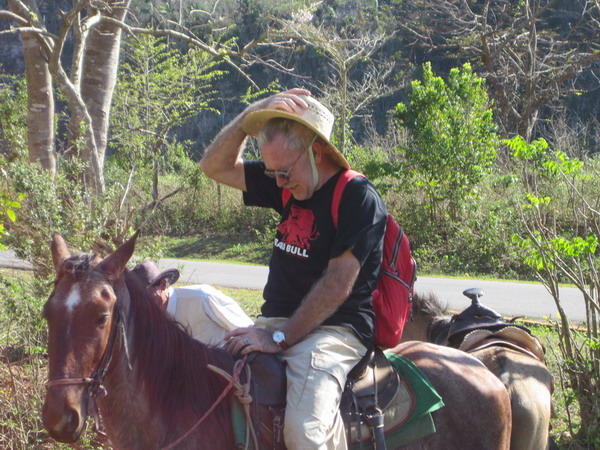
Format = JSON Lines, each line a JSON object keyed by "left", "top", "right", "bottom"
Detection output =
{"left": 43, "top": 233, "right": 511, "bottom": 449}
{"left": 402, "top": 291, "right": 554, "bottom": 450}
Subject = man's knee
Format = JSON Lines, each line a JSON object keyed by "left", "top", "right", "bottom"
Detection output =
{"left": 283, "top": 411, "right": 328, "bottom": 449}
{"left": 283, "top": 409, "right": 347, "bottom": 450}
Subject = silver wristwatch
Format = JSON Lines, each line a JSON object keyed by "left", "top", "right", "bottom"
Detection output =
{"left": 272, "top": 330, "right": 289, "bottom": 350}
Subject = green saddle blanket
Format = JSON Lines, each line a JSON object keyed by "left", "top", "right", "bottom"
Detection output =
{"left": 352, "top": 352, "right": 444, "bottom": 448}
{"left": 232, "top": 353, "right": 444, "bottom": 449}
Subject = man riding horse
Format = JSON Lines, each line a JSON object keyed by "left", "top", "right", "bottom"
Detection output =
{"left": 199, "top": 89, "right": 387, "bottom": 449}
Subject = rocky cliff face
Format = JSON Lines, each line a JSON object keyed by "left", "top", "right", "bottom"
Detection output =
{"left": 0, "top": 31, "right": 24, "bottom": 74}
{"left": 0, "top": 0, "right": 74, "bottom": 74}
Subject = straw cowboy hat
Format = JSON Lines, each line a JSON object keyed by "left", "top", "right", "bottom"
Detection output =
{"left": 132, "top": 260, "right": 180, "bottom": 288}
{"left": 242, "top": 94, "right": 349, "bottom": 169}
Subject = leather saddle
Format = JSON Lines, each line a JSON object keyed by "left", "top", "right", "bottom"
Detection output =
{"left": 447, "top": 288, "right": 532, "bottom": 347}
{"left": 243, "top": 347, "right": 399, "bottom": 449}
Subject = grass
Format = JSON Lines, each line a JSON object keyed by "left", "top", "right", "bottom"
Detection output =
{"left": 161, "top": 232, "right": 271, "bottom": 266}
{"left": 218, "top": 286, "right": 264, "bottom": 319}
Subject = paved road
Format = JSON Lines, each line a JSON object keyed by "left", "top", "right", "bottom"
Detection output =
{"left": 0, "top": 249, "right": 33, "bottom": 270}
{"left": 157, "top": 257, "right": 587, "bottom": 323}
{"left": 0, "top": 250, "right": 586, "bottom": 322}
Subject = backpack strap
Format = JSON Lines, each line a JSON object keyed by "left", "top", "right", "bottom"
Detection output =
{"left": 281, "top": 169, "right": 364, "bottom": 220}
{"left": 281, "top": 188, "right": 292, "bottom": 208}
{"left": 332, "top": 169, "right": 364, "bottom": 228}
{"left": 281, "top": 169, "right": 364, "bottom": 225}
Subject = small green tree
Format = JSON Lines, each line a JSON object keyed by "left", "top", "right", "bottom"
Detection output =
{"left": 108, "top": 35, "right": 225, "bottom": 236}
{"left": 395, "top": 62, "right": 499, "bottom": 223}
{"left": 111, "top": 34, "right": 224, "bottom": 175}
{"left": 509, "top": 135, "right": 599, "bottom": 445}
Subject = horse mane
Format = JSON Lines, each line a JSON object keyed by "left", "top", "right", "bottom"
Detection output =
{"left": 58, "top": 253, "right": 100, "bottom": 277}
{"left": 56, "top": 253, "right": 235, "bottom": 429}
{"left": 412, "top": 292, "right": 453, "bottom": 345}
{"left": 122, "top": 269, "right": 235, "bottom": 425}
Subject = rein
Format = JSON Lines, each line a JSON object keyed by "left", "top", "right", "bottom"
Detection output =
{"left": 162, "top": 354, "right": 249, "bottom": 450}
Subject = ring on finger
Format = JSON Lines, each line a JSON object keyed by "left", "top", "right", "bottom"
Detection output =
{"left": 243, "top": 338, "right": 251, "bottom": 346}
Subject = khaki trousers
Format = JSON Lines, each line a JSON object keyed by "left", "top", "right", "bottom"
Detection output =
{"left": 255, "top": 317, "right": 367, "bottom": 450}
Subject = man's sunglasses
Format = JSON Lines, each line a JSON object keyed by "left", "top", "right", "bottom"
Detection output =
{"left": 264, "top": 135, "right": 317, "bottom": 180}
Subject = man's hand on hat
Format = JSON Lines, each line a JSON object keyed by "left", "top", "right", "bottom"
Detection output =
{"left": 254, "top": 88, "right": 312, "bottom": 116}
{"left": 224, "top": 326, "right": 280, "bottom": 355}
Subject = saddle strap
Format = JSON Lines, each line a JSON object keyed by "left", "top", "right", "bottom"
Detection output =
{"left": 464, "top": 338, "right": 542, "bottom": 361}
{"left": 343, "top": 351, "right": 396, "bottom": 450}
{"left": 358, "top": 367, "right": 386, "bottom": 450}
{"left": 362, "top": 405, "right": 386, "bottom": 450}
{"left": 345, "top": 392, "right": 388, "bottom": 450}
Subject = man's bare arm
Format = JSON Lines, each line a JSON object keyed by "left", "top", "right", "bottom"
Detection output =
{"left": 199, "top": 116, "right": 248, "bottom": 191}
{"left": 226, "top": 248, "right": 361, "bottom": 355}
{"left": 199, "top": 88, "right": 312, "bottom": 191}
{"left": 283, "top": 248, "right": 360, "bottom": 346}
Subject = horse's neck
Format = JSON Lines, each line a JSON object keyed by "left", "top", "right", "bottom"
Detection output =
{"left": 401, "top": 314, "right": 451, "bottom": 345}
{"left": 97, "top": 322, "right": 236, "bottom": 449}
{"left": 401, "top": 315, "right": 431, "bottom": 342}
{"left": 98, "top": 344, "right": 165, "bottom": 448}
{"left": 428, "top": 317, "right": 452, "bottom": 345}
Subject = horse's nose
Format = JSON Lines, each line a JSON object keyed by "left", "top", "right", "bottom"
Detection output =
{"left": 42, "top": 397, "right": 85, "bottom": 443}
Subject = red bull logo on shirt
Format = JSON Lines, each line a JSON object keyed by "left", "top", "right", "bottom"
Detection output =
{"left": 276, "top": 205, "right": 320, "bottom": 258}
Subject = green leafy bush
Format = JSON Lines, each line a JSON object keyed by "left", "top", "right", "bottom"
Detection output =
{"left": 395, "top": 62, "right": 499, "bottom": 222}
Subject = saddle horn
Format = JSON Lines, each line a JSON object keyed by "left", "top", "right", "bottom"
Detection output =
{"left": 462, "top": 288, "right": 485, "bottom": 306}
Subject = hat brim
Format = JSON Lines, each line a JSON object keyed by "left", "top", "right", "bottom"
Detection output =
{"left": 242, "top": 109, "right": 349, "bottom": 169}
{"left": 149, "top": 268, "right": 180, "bottom": 287}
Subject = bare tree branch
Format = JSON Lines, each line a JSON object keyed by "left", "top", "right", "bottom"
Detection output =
{"left": 400, "top": 0, "right": 600, "bottom": 140}
{"left": 98, "top": 15, "right": 259, "bottom": 89}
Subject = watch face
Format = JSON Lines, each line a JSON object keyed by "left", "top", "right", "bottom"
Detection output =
{"left": 273, "top": 330, "right": 285, "bottom": 343}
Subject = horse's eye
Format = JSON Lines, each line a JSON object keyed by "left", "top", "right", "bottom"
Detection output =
{"left": 97, "top": 313, "right": 110, "bottom": 328}
{"left": 100, "top": 288, "right": 112, "bottom": 300}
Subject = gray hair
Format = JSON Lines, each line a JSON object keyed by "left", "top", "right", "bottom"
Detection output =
{"left": 257, "top": 118, "right": 315, "bottom": 153}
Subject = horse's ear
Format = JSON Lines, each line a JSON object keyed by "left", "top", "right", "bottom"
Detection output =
{"left": 96, "top": 231, "right": 139, "bottom": 278}
{"left": 51, "top": 232, "right": 71, "bottom": 272}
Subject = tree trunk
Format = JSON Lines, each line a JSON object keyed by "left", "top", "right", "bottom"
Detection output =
{"left": 8, "top": 0, "right": 55, "bottom": 174}
{"left": 77, "top": 0, "right": 131, "bottom": 193}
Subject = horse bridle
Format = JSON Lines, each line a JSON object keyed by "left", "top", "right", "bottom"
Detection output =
{"left": 45, "top": 301, "right": 125, "bottom": 437}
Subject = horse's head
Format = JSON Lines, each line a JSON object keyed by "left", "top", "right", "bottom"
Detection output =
{"left": 42, "top": 232, "right": 137, "bottom": 443}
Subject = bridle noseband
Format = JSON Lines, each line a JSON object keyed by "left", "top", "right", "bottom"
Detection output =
{"left": 45, "top": 301, "right": 125, "bottom": 437}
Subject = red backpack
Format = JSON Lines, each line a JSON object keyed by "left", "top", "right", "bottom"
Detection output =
{"left": 282, "top": 169, "right": 417, "bottom": 348}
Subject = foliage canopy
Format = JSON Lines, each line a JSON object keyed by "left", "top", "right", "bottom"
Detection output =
{"left": 395, "top": 62, "right": 499, "bottom": 221}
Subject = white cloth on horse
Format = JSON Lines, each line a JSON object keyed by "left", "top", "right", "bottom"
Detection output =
{"left": 166, "top": 284, "right": 254, "bottom": 346}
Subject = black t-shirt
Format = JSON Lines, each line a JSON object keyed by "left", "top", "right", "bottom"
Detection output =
{"left": 243, "top": 160, "right": 387, "bottom": 345}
